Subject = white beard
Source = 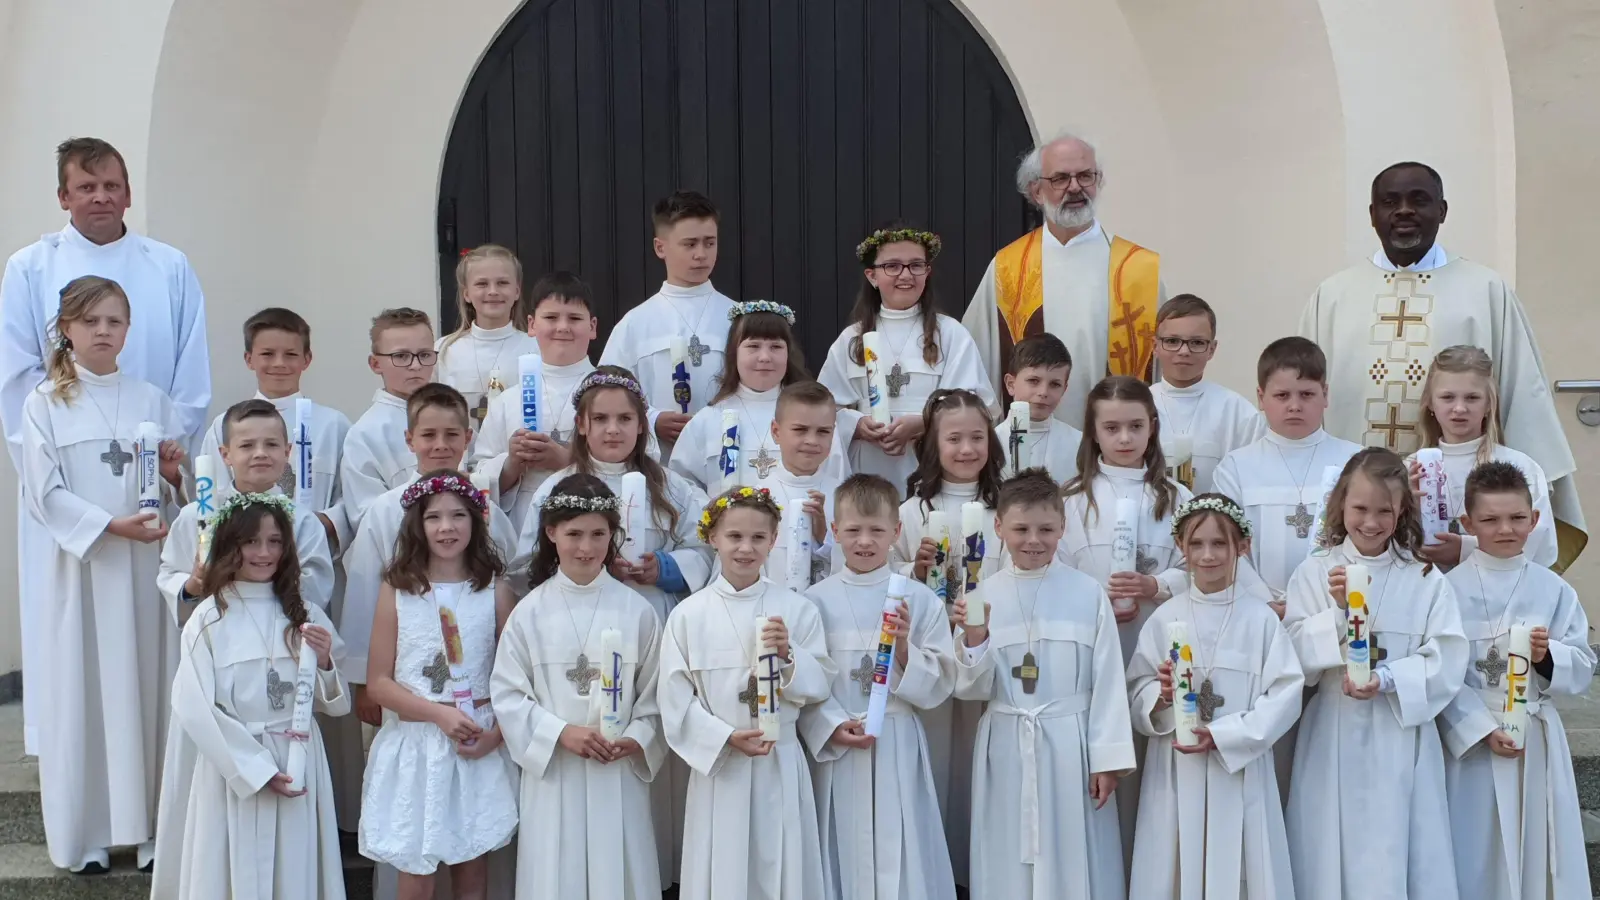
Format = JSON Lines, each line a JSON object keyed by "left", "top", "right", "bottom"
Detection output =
{"left": 1389, "top": 232, "right": 1424, "bottom": 250}
{"left": 1044, "top": 194, "right": 1096, "bottom": 230}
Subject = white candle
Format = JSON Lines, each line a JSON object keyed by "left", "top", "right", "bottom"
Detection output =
{"left": 862, "top": 331, "right": 893, "bottom": 425}
{"left": 1110, "top": 498, "right": 1138, "bottom": 611}
{"left": 925, "top": 510, "right": 952, "bottom": 602}
{"left": 753, "top": 616, "right": 782, "bottom": 741}
{"left": 1416, "top": 447, "right": 1449, "bottom": 545}
{"left": 1344, "top": 563, "right": 1372, "bottom": 687}
{"left": 1007, "top": 401, "right": 1031, "bottom": 477}
{"left": 1502, "top": 624, "right": 1533, "bottom": 750}
{"left": 669, "top": 337, "right": 692, "bottom": 413}
{"left": 1165, "top": 434, "right": 1194, "bottom": 489}
{"left": 961, "top": 501, "right": 986, "bottom": 626}
{"left": 597, "top": 628, "right": 626, "bottom": 741}
{"left": 783, "top": 497, "right": 813, "bottom": 592}
{"left": 1167, "top": 621, "right": 1200, "bottom": 747}
{"left": 619, "top": 472, "right": 650, "bottom": 565}
{"left": 1307, "top": 464, "right": 1343, "bottom": 557}
{"left": 438, "top": 596, "right": 491, "bottom": 742}
{"left": 292, "top": 398, "right": 314, "bottom": 506}
{"left": 136, "top": 421, "right": 163, "bottom": 529}
{"left": 469, "top": 472, "right": 494, "bottom": 520}
{"left": 718, "top": 409, "right": 741, "bottom": 493}
{"left": 518, "top": 353, "right": 543, "bottom": 432}
{"left": 284, "top": 629, "right": 320, "bottom": 792}
{"left": 194, "top": 455, "right": 216, "bottom": 558}
{"left": 865, "top": 576, "right": 907, "bottom": 737}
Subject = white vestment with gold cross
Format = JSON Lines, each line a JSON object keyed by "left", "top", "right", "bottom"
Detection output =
{"left": 1300, "top": 253, "right": 1587, "bottom": 569}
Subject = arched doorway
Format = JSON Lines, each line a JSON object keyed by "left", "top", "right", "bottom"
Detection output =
{"left": 437, "top": 0, "right": 1037, "bottom": 363}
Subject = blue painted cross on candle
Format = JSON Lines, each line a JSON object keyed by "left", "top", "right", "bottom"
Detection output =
{"left": 604, "top": 650, "right": 623, "bottom": 712}
{"left": 295, "top": 427, "right": 313, "bottom": 494}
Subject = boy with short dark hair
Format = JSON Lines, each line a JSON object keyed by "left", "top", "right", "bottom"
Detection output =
{"left": 599, "top": 191, "right": 735, "bottom": 458}
{"left": 996, "top": 333, "right": 1082, "bottom": 483}
{"left": 340, "top": 307, "right": 436, "bottom": 533}
{"left": 1149, "top": 293, "right": 1263, "bottom": 493}
{"left": 764, "top": 381, "right": 846, "bottom": 587}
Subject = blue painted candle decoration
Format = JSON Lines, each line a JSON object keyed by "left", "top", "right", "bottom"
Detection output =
{"left": 293, "top": 397, "right": 314, "bottom": 506}
{"left": 136, "top": 421, "right": 162, "bottom": 530}
{"left": 718, "top": 409, "right": 740, "bottom": 492}
{"left": 518, "top": 353, "right": 543, "bottom": 432}
{"left": 671, "top": 336, "right": 692, "bottom": 413}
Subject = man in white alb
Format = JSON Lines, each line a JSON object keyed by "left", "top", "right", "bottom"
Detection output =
{"left": 963, "top": 133, "right": 1166, "bottom": 427}
{"left": 0, "top": 137, "right": 211, "bottom": 754}
{"left": 1301, "top": 161, "right": 1586, "bottom": 570}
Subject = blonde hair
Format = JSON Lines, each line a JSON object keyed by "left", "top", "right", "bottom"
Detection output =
{"left": 443, "top": 245, "right": 527, "bottom": 350}
{"left": 47, "top": 276, "right": 130, "bottom": 402}
{"left": 1418, "top": 345, "right": 1501, "bottom": 466}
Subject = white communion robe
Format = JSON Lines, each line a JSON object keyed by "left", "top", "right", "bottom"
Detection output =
{"left": 1439, "top": 551, "right": 1595, "bottom": 900}
{"left": 760, "top": 460, "right": 843, "bottom": 589}
{"left": 1, "top": 222, "right": 211, "bottom": 753}
{"left": 1282, "top": 539, "right": 1467, "bottom": 900}
{"left": 1405, "top": 436, "right": 1558, "bottom": 569}
{"left": 436, "top": 322, "right": 542, "bottom": 455}
{"left": 1300, "top": 251, "right": 1585, "bottom": 568}
{"left": 472, "top": 356, "right": 595, "bottom": 531}
{"left": 954, "top": 562, "right": 1137, "bottom": 900}
{"left": 491, "top": 570, "right": 666, "bottom": 900}
{"left": 150, "top": 584, "right": 350, "bottom": 899}
{"left": 797, "top": 567, "right": 957, "bottom": 900}
{"left": 159, "top": 491, "right": 336, "bottom": 623}
{"left": 817, "top": 305, "right": 994, "bottom": 496}
{"left": 22, "top": 369, "right": 182, "bottom": 867}
{"left": 1126, "top": 581, "right": 1304, "bottom": 900}
{"left": 1150, "top": 379, "right": 1264, "bottom": 495}
{"left": 996, "top": 416, "right": 1082, "bottom": 484}
{"left": 339, "top": 390, "right": 416, "bottom": 535}
{"left": 659, "top": 576, "right": 835, "bottom": 900}
{"left": 671, "top": 384, "right": 852, "bottom": 496}
{"left": 599, "top": 281, "right": 736, "bottom": 457}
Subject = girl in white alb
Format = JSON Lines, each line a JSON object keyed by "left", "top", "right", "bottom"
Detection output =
{"left": 435, "top": 245, "right": 541, "bottom": 444}
{"left": 360, "top": 473, "right": 519, "bottom": 898}
{"left": 819, "top": 225, "right": 994, "bottom": 497}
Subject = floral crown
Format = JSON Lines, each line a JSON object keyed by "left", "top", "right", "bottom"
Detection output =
{"left": 542, "top": 493, "right": 622, "bottom": 513}
{"left": 400, "top": 473, "right": 487, "bottom": 512}
{"left": 213, "top": 492, "right": 295, "bottom": 530}
{"left": 571, "top": 371, "right": 644, "bottom": 411}
{"left": 1170, "top": 496, "right": 1253, "bottom": 540}
{"left": 854, "top": 228, "right": 943, "bottom": 265}
{"left": 696, "top": 486, "right": 783, "bottom": 542}
{"left": 727, "top": 300, "right": 796, "bottom": 325}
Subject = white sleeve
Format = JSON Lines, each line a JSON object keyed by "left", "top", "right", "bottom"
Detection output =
{"left": 168, "top": 257, "right": 212, "bottom": 443}
{"left": 0, "top": 253, "right": 43, "bottom": 471}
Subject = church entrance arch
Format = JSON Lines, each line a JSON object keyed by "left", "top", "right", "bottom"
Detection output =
{"left": 437, "top": 0, "right": 1037, "bottom": 362}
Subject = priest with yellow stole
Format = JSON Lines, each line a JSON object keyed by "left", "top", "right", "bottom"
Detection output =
{"left": 1301, "top": 161, "right": 1587, "bottom": 570}
{"left": 962, "top": 133, "right": 1165, "bottom": 427}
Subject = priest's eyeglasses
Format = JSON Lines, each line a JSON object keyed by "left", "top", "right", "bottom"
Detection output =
{"left": 873, "top": 261, "right": 931, "bottom": 277}
{"left": 377, "top": 349, "right": 439, "bottom": 367}
{"left": 1040, "top": 170, "right": 1101, "bottom": 190}
{"left": 1156, "top": 337, "right": 1215, "bottom": 354}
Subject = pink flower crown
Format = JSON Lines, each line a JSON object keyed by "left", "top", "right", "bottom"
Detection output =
{"left": 571, "top": 372, "right": 644, "bottom": 410}
{"left": 400, "top": 473, "right": 487, "bottom": 512}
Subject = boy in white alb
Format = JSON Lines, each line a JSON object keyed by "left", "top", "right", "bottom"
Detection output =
{"left": 435, "top": 244, "right": 541, "bottom": 444}
{"left": 762, "top": 381, "right": 845, "bottom": 587}
{"left": 600, "top": 190, "right": 735, "bottom": 460}
{"left": 197, "top": 308, "right": 351, "bottom": 549}
{"left": 341, "top": 307, "right": 437, "bottom": 532}
{"left": 1149, "top": 294, "right": 1263, "bottom": 494}
{"left": 994, "top": 332, "right": 1081, "bottom": 483}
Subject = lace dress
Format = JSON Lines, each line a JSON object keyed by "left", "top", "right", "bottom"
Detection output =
{"left": 359, "top": 582, "right": 519, "bottom": 873}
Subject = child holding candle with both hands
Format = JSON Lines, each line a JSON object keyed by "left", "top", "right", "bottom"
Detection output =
{"left": 1282, "top": 447, "right": 1467, "bottom": 900}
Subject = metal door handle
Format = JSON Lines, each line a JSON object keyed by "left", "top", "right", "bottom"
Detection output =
{"left": 1555, "top": 380, "right": 1600, "bottom": 393}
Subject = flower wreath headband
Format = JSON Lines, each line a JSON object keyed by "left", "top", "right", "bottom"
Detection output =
{"left": 541, "top": 493, "right": 622, "bottom": 513}
{"left": 727, "top": 300, "right": 796, "bottom": 325}
{"left": 401, "top": 473, "right": 487, "bottom": 512}
{"left": 1170, "top": 496, "right": 1253, "bottom": 540}
{"left": 854, "top": 228, "right": 943, "bottom": 265}
{"left": 212, "top": 491, "right": 295, "bottom": 530}
{"left": 697, "top": 486, "right": 783, "bottom": 542}
{"left": 571, "top": 371, "right": 645, "bottom": 411}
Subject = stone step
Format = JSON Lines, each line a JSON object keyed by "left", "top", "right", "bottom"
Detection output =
{"left": 0, "top": 843, "right": 373, "bottom": 899}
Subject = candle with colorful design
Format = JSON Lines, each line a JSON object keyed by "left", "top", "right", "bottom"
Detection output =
{"left": 717, "top": 410, "right": 740, "bottom": 493}
{"left": 469, "top": 473, "right": 493, "bottom": 521}
{"left": 864, "top": 575, "right": 907, "bottom": 737}
{"left": 596, "top": 628, "right": 626, "bottom": 741}
{"left": 438, "top": 593, "right": 490, "bottom": 745}
{"left": 136, "top": 421, "right": 163, "bottom": 529}
{"left": 862, "top": 331, "right": 892, "bottom": 425}
{"left": 1168, "top": 620, "right": 1200, "bottom": 747}
{"left": 1416, "top": 447, "right": 1449, "bottom": 545}
{"left": 925, "top": 510, "right": 951, "bottom": 603}
{"left": 518, "top": 353, "right": 543, "bottom": 432}
{"left": 1007, "top": 401, "right": 1031, "bottom": 477}
{"left": 754, "top": 616, "right": 782, "bottom": 741}
{"left": 284, "top": 630, "right": 319, "bottom": 791}
{"left": 1501, "top": 624, "right": 1532, "bottom": 750}
{"left": 293, "top": 397, "right": 313, "bottom": 506}
{"left": 1344, "top": 564, "right": 1372, "bottom": 687}
{"left": 961, "top": 501, "right": 986, "bottom": 626}
{"left": 670, "top": 337, "right": 692, "bottom": 413}
{"left": 194, "top": 455, "right": 216, "bottom": 558}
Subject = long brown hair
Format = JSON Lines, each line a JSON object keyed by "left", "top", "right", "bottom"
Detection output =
{"left": 1063, "top": 375, "right": 1177, "bottom": 524}
{"left": 709, "top": 310, "right": 810, "bottom": 405}
{"left": 1322, "top": 447, "right": 1426, "bottom": 560}
{"left": 47, "top": 275, "right": 131, "bottom": 403}
{"left": 529, "top": 473, "right": 623, "bottom": 589}
{"left": 383, "top": 469, "right": 506, "bottom": 595}
{"left": 1418, "top": 345, "right": 1502, "bottom": 466}
{"left": 570, "top": 366, "right": 679, "bottom": 535}
{"left": 197, "top": 501, "right": 309, "bottom": 655}
{"left": 906, "top": 389, "right": 1004, "bottom": 514}
{"left": 848, "top": 221, "right": 942, "bottom": 368}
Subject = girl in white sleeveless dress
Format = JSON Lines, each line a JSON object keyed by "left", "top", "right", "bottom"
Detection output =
{"left": 361, "top": 472, "right": 520, "bottom": 900}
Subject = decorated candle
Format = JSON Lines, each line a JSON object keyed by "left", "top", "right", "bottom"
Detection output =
{"left": 865, "top": 577, "right": 907, "bottom": 737}
{"left": 670, "top": 337, "right": 692, "bottom": 413}
{"left": 925, "top": 510, "right": 952, "bottom": 602}
{"left": 284, "top": 629, "right": 320, "bottom": 792}
{"left": 1502, "top": 624, "right": 1533, "bottom": 750}
{"left": 1007, "top": 401, "right": 1031, "bottom": 477}
{"left": 1307, "top": 464, "right": 1343, "bottom": 557}
{"left": 1344, "top": 563, "right": 1372, "bottom": 687}
{"left": 1416, "top": 447, "right": 1450, "bottom": 545}
{"left": 518, "top": 353, "right": 543, "bottom": 432}
{"left": 292, "top": 398, "right": 314, "bottom": 505}
{"left": 783, "top": 497, "right": 813, "bottom": 592}
{"left": 1165, "top": 434, "right": 1194, "bottom": 490}
{"left": 753, "top": 616, "right": 782, "bottom": 741}
{"left": 1167, "top": 621, "right": 1200, "bottom": 747}
{"left": 1109, "top": 498, "right": 1139, "bottom": 611}
{"left": 961, "top": 501, "right": 987, "bottom": 626}
{"left": 194, "top": 455, "right": 216, "bottom": 558}
{"left": 597, "top": 628, "right": 626, "bottom": 741}
{"left": 862, "top": 331, "right": 893, "bottom": 425}
{"left": 136, "top": 421, "right": 163, "bottom": 529}
{"left": 438, "top": 593, "right": 491, "bottom": 744}
{"left": 469, "top": 472, "right": 494, "bottom": 521}
{"left": 717, "top": 410, "right": 740, "bottom": 493}
{"left": 619, "top": 472, "right": 650, "bottom": 565}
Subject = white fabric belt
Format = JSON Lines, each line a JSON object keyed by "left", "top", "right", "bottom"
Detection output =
{"left": 988, "top": 691, "right": 1092, "bottom": 864}
{"left": 243, "top": 719, "right": 295, "bottom": 737}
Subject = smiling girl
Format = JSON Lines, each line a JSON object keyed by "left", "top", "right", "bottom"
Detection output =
{"left": 435, "top": 245, "right": 541, "bottom": 436}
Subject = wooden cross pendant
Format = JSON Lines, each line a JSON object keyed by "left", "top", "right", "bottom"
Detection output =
{"left": 1475, "top": 645, "right": 1507, "bottom": 687}
{"left": 100, "top": 439, "right": 133, "bottom": 476}
{"left": 748, "top": 447, "right": 779, "bottom": 478}
{"left": 885, "top": 363, "right": 912, "bottom": 398}
{"left": 1369, "top": 633, "right": 1389, "bottom": 665}
{"left": 1011, "top": 651, "right": 1040, "bottom": 695}
{"left": 265, "top": 667, "right": 296, "bottom": 710}
{"left": 739, "top": 673, "right": 760, "bottom": 718}
{"left": 472, "top": 393, "right": 491, "bottom": 426}
{"left": 1285, "top": 502, "right": 1314, "bottom": 539}
{"left": 422, "top": 651, "right": 451, "bottom": 693}
{"left": 566, "top": 653, "right": 599, "bottom": 696}
{"left": 849, "top": 653, "right": 875, "bottom": 695}
{"left": 1196, "top": 678, "right": 1225, "bottom": 722}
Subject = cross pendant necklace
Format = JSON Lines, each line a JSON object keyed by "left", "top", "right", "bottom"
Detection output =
{"left": 881, "top": 324, "right": 920, "bottom": 399}
{"left": 718, "top": 587, "right": 771, "bottom": 720}
{"left": 733, "top": 397, "right": 780, "bottom": 478}
{"left": 237, "top": 598, "right": 291, "bottom": 709}
{"left": 83, "top": 381, "right": 128, "bottom": 476}
{"left": 664, "top": 296, "right": 713, "bottom": 367}
{"left": 558, "top": 584, "right": 602, "bottom": 695}
{"left": 842, "top": 580, "right": 885, "bottom": 696}
{"left": 1271, "top": 441, "right": 1318, "bottom": 539}
{"left": 1010, "top": 575, "right": 1044, "bottom": 694}
{"left": 1470, "top": 557, "right": 1527, "bottom": 688}
{"left": 1185, "top": 578, "right": 1238, "bottom": 722}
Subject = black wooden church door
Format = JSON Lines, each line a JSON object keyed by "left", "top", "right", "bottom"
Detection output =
{"left": 437, "top": 0, "right": 1037, "bottom": 365}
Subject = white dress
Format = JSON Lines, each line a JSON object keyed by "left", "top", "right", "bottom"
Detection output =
{"left": 360, "top": 582, "right": 519, "bottom": 873}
